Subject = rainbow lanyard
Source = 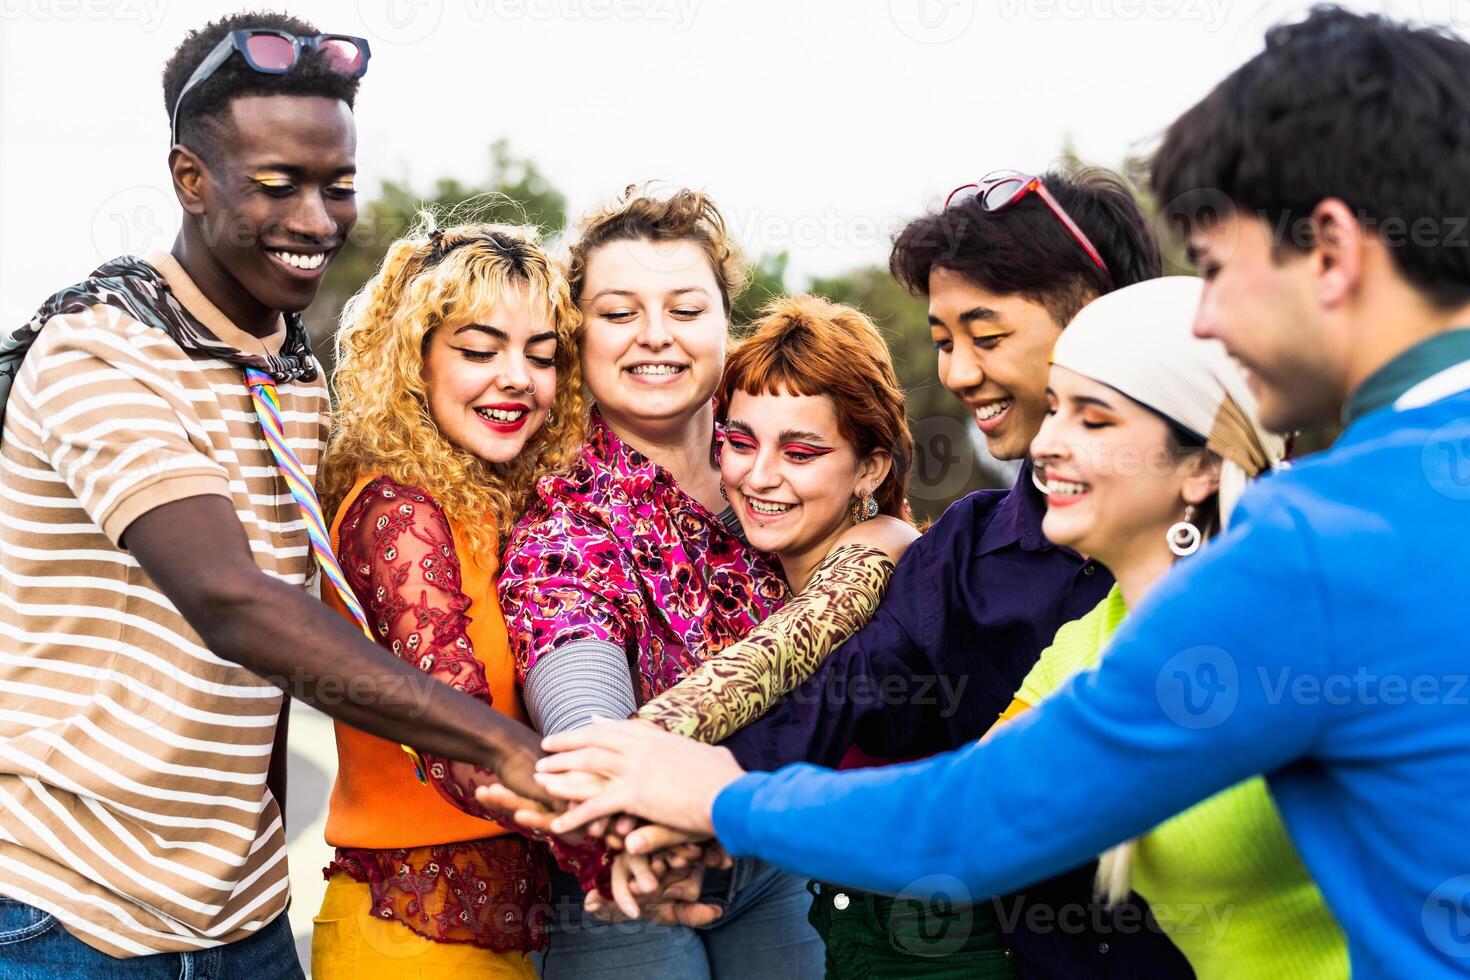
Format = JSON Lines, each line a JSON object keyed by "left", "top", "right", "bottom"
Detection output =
{"left": 245, "top": 367, "right": 428, "bottom": 784}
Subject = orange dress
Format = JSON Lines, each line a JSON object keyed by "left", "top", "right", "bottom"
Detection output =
{"left": 320, "top": 474, "right": 547, "bottom": 951}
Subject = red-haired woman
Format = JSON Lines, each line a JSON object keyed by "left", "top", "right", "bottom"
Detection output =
{"left": 637, "top": 293, "right": 919, "bottom": 742}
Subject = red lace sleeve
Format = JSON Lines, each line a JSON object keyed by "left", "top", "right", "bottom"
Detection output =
{"left": 338, "top": 478, "right": 608, "bottom": 891}
{"left": 338, "top": 477, "right": 497, "bottom": 797}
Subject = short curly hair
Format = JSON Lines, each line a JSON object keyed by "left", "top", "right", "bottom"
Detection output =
{"left": 566, "top": 184, "right": 749, "bottom": 315}
{"left": 162, "top": 11, "right": 361, "bottom": 166}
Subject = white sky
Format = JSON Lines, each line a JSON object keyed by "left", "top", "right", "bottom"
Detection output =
{"left": 1, "top": 0, "right": 1464, "bottom": 325}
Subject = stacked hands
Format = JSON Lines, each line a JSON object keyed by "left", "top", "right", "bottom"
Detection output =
{"left": 477, "top": 719, "right": 748, "bottom": 925}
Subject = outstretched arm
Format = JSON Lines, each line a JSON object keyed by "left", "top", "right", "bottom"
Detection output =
{"left": 637, "top": 542, "right": 899, "bottom": 741}
{"left": 542, "top": 499, "right": 1329, "bottom": 898}
{"left": 717, "top": 509, "right": 953, "bottom": 770}
{"left": 712, "top": 502, "right": 1328, "bottom": 896}
{"left": 125, "top": 494, "right": 551, "bottom": 804}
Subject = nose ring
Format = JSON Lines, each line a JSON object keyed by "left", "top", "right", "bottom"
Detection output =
{"left": 523, "top": 381, "right": 538, "bottom": 396}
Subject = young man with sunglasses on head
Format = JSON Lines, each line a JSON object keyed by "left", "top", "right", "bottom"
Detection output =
{"left": 0, "top": 12, "right": 547, "bottom": 975}
{"left": 554, "top": 7, "right": 1470, "bottom": 978}
{"left": 711, "top": 168, "right": 1193, "bottom": 978}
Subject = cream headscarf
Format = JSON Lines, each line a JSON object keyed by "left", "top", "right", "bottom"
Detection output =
{"left": 1048, "top": 276, "right": 1285, "bottom": 905}
{"left": 1049, "top": 276, "right": 1284, "bottom": 529}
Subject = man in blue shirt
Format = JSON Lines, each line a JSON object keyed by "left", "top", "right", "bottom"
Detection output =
{"left": 536, "top": 8, "right": 1470, "bottom": 979}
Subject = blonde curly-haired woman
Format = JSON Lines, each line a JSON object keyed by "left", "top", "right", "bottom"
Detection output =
{"left": 311, "top": 221, "right": 588, "bottom": 978}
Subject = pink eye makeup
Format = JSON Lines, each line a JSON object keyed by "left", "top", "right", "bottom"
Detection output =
{"left": 781, "top": 442, "right": 835, "bottom": 462}
{"left": 724, "top": 433, "right": 758, "bottom": 452}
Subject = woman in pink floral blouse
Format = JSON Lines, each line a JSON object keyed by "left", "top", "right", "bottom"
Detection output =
{"left": 498, "top": 186, "right": 826, "bottom": 978}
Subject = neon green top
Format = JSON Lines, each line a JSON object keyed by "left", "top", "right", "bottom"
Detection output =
{"left": 1015, "top": 585, "right": 1348, "bottom": 980}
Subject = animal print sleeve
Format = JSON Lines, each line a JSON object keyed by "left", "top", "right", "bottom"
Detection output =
{"left": 637, "top": 543, "right": 895, "bottom": 743}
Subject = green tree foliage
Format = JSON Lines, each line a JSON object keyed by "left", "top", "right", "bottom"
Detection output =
{"left": 732, "top": 251, "right": 790, "bottom": 328}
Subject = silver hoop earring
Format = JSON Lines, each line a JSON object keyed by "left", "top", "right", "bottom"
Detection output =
{"left": 1167, "top": 504, "right": 1202, "bottom": 557}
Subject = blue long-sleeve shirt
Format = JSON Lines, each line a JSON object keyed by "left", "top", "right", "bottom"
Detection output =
{"left": 714, "top": 336, "right": 1470, "bottom": 980}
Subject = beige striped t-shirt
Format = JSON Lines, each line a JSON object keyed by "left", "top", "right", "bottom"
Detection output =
{"left": 0, "top": 251, "right": 327, "bottom": 957}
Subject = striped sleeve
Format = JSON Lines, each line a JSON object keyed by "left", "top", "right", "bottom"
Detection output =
{"left": 522, "top": 639, "right": 639, "bottom": 735}
{"left": 15, "top": 310, "right": 231, "bottom": 544}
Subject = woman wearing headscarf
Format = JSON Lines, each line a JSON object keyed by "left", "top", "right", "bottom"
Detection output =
{"left": 998, "top": 275, "right": 1347, "bottom": 978}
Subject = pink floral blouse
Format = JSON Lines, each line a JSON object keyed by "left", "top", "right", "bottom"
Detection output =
{"left": 499, "top": 410, "right": 787, "bottom": 702}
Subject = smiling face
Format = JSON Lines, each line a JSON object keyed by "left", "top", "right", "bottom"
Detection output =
{"left": 721, "top": 388, "right": 887, "bottom": 579}
{"left": 578, "top": 238, "right": 727, "bottom": 434}
{"left": 927, "top": 266, "right": 1066, "bottom": 461}
{"left": 1032, "top": 366, "right": 1215, "bottom": 572}
{"left": 1189, "top": 212, "right": 1343, "bottom": 432}
{"left": 421, "top": 288, "right": 559, "bottom": 464}
{"left": 187, "top": 94, "right": 357, "bottom": 314}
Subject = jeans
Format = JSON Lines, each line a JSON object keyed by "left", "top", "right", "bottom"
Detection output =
{"left": 806, "top": 881, "right": 1018, "bottom": 979}
{"left": 0, "top": 897, "right": 303, "bottom": 980}
{"left": 535, "top": 858, "right": 824, "bottom": 979}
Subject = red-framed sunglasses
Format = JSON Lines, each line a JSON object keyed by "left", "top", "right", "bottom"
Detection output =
{"left": 945, "top": 171, "right": 1113, "bottom": 286}
{"left": 170, "top": 29, "right": 372, "bottom": 147}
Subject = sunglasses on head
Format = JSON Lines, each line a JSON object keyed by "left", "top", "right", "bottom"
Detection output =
{"left": 170, "top": 29, "right": 372, "bottom": 147}
{"left": 945, "top": 171, "right": 1113, "bottom": 287}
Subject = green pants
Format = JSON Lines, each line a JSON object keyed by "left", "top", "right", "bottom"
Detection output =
{"left": 806, "top": 881, "right": 1018, "bottom": 979}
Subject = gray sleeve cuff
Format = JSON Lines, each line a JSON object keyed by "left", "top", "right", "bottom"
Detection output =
{"left": 522, "top": 639, "right": 639, "bottom": 735}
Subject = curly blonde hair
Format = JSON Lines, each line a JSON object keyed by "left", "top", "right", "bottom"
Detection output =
{"left": 566, "top": 183, "right": 750, "bottom": 314}
{"left": 319, "top": 218, "right": 587, "bottom": 554}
